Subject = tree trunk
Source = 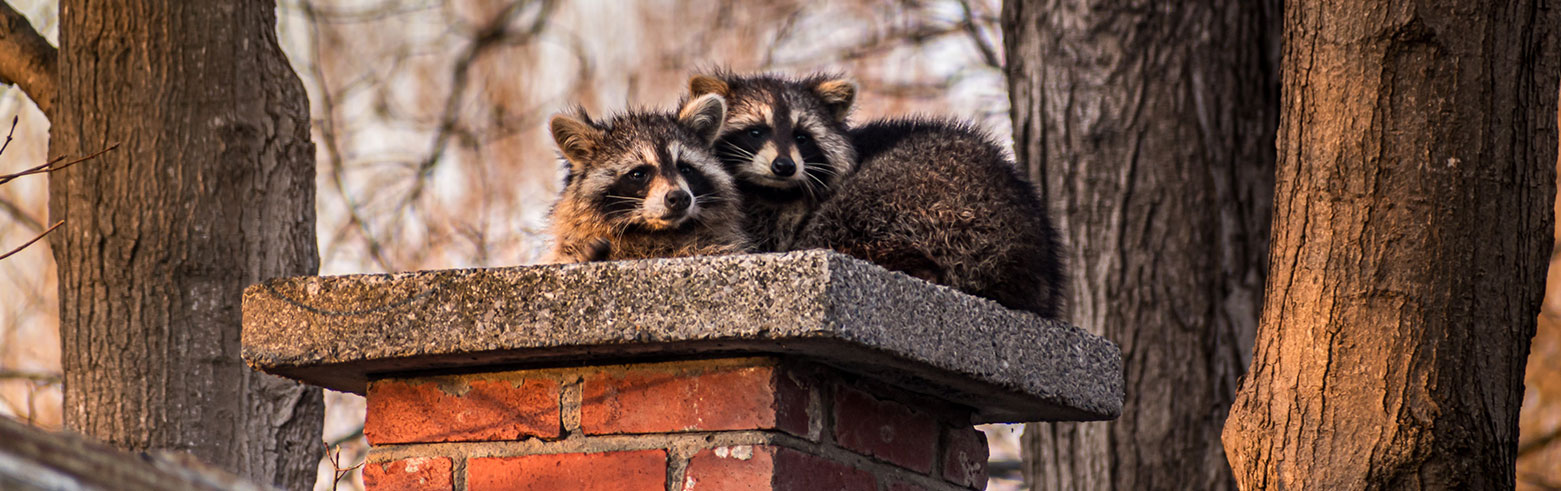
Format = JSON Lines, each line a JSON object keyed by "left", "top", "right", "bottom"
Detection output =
{"left": 1221, "top": 1, "right": 1559, "bottom": 488}
{"left": 48, "top": 1, "right": 324, "bottom": 488}
{"left": 1003, "top": 0, "right": 1279, "bottom": 488}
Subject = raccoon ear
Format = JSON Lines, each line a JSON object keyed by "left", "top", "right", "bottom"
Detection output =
{"left": 688, "top": 75, "right": 730, "bottom": 98}
{"left": 810, "top": 78, "right": 856, "bottom": 122}
{"left": 677, "top": 93, "right": 728, "bottom": 144}
{"left": 549, "top": 113, "right": 604, "bottom": 169}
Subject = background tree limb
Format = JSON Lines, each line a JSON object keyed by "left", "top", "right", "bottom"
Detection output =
{"left": 0, "top": 1, "right": 55, "bottom": 117}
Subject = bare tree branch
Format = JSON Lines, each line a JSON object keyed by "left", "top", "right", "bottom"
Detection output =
{"left": 0, "top": 218, "right": 59, "bottom": 262}
{"left": 405, "top": 0, "right": 556, "bottom": 204}
{"left": 1520, "top": 425, "right": 1561, "bottom": 457}
{"left": 0, "top": 114, "right": 41, "bottom": 232}
{"left": 0, "top": 2, "right": 56, "bottom": 117}
{"left": 956, "top": 0, "right": 1002, "bottom": 69}
{"left": 0, "top": 368, "right": 59, "bottom": 384}
{"left": 0, "top": 142, "right": 119, "bottom": 186}
{"left": 0, "top": 196, "right": 40, "bottom": 232}
{"left": 282, "top": 0, "right": 439, "bottom": 24}
{"left": 302, "top": 0, "right": 398, "bottom": 273}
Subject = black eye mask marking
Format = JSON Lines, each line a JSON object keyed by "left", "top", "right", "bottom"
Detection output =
{"left": 716, "top": 126, "right": 769, "bottom": 172}
{"left": 678, "top": 160, "right": 716, "bottom": 198}
{"left": 595, "top": 164, "right": 654, "bottom": 217}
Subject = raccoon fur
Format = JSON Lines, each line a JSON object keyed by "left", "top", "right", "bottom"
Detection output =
{"left": 685, "top": 72, "right": 858, "bottom": 251}
{"left": 793, "top": 118, "right": 1066, "bottom": 318}
{"left": 544, "top": 94, "right": 749, "bottom": 263}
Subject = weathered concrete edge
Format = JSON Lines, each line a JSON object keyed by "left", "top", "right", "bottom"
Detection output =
{"left": 240, "top": 250, "right": 1123, "bottom": 422}
{"left": 816, "top": 253, "right": 1123, "bottom": 419}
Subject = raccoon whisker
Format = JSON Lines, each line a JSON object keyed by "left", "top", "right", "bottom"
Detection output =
{"left": 797, "top": 173, "right": 821, "bottom": 203}
{"left": 718, "top": 142, "right": 753, "bottom": 153}
{"left": 804, "top": 171, "right": 836, "bottom": 203}
{"left": 804, "top": 163, "right": 839, "bottom": 176}
{"left": 717, "top": 150, "right": 757, "bottom": 162}
{"left": 805, "top": 175, "right": 827, "bottom": 197}
{"left": 719, "top": 141, "right": 756, "bottom": 154}
{"left": 718, "top": 143, "right": 759, "bottom": 160}
{"left": 805, "top": 170, "right": 827, "bottom": 186}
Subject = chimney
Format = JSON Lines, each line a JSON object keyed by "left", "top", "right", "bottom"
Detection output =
{"left": 243, "top": 251, "right": 1121, "bottom": 490}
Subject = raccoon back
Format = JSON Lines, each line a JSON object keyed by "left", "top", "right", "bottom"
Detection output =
{"left": 793, "top": 118, "right": 1065, "bottom": 317}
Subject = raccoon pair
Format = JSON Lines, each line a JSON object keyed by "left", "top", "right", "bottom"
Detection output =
{"left": 545, "top": 73, "right": 1063, "bottom": 318}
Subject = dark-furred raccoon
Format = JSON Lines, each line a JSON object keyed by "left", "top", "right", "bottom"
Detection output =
{"left": 794, "top": 118, "right": 1066, "bottom": 318}
{"left": 685, "top": 72, "right": 858, "bottom": 251}
{"left": 544, "top": 94, "right": 749, "bottom": 263}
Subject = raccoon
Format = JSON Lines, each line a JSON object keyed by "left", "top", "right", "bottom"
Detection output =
{"left": 684, "top": 72, "right": 858, "bottom": 251}
{"left": 544, "top": 94, "right": 749, "bottom": 263}
{"left": 793, "top": 118, "right": 1066, "bottom": 318}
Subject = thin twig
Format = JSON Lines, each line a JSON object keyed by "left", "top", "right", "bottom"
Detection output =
{"left": 0, "top": 143, "right": 119, "bottom": 186}
{"left": 282, "top": 0, "right": 439, "bottom": 24}
{"left": 0, "top": 218, "right": 59, "bottom": 261}
{"left": 328, "top": 425, "right": 364, "bottom": 447}
{"left": 957, "top": 0, "right": 1002, "bottom": 69}
{"left": 405, "top": 0, "right": 555, "bottom": 203}
{"left": 832, "top": 23, "right": 966, "bottom": 63}
{"left": 0, "top": 115, "right": 17, "bottom": 158}
{"left": 302, "top": 0, "right": 397, "bottom": 273}
{"left": 324, "top": 440, "right": 365, "bottom": 491}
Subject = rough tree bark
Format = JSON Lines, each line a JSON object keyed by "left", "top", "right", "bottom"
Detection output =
{"left": 1003, "top": 0, "right": 1279, "bottom": 488}
{"left": 45, "top": 1, "right": 324, "bottom": 488}
{"left": 1221, "top": 1, "right": 1559, "bottom": 489}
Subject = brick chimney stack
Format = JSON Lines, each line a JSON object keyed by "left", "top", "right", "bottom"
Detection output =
{"left": 243, "top": 251, "right": 1121, "bottom": 490}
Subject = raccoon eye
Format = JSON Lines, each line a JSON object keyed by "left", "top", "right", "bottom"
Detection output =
{"left": 677, "top": 163, "right": 695, "bottom": 175}
{"left": 746, "top": 128, "right": 766, "bottom": 138}
{"left": 627, "top": 168, "right": 649, "bottom": 182}
{"left": 794, "top": 133, "right": 810, "bottom": 143}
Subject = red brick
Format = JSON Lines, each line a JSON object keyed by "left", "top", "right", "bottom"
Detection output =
{"left": 941, "top": 426, "right": 988, "bottom": 489}
{"left": 363, "top": 457, "right": 453, "bottom": 491}
{"left": 583, "top": 362, "right": 809, "bottom": 435}
{"left": 886, "top": 480, "right": 932, "bottom": 491}
{"left": 832, "top": 385, "right": 938, "bottom": 472}
{"left": 774, "top": 368, "right": 814, "bottom": 439}
{"left": 682, "top": 445, "right": 875, "bottom": 491}
{"left": 772, "top": 447, "right": 877, "bottom": 491}
{"left": 468, "top": 450, "right": 666, "bottom": 491}
{"left": 682, "top": 445, "right": 775, "bottom": 490}
{"left": 366, "top": 376, "right": 561, "bottom": 444}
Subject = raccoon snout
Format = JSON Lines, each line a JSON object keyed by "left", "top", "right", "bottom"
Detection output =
{"left": 664, "top": 189, "right": 692, "bottom": 214}
{"left": 771, "top": 157, "right": 797, "bottom": 177}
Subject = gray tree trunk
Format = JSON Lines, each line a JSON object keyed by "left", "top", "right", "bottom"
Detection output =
{"left": 1222, "top": 1, "right": 1559, "bottom": 488}
{"left": 48, "top": 1, "right": 323, "bottom": 488}
{"left": 1003, "top": 0, "right": 1279, "bottom": 488}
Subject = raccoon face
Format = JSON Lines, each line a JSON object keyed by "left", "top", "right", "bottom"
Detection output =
{"left": 549, "top": 94, "right": 734, "bottom": 232}
{"left": 688, "top": 74, "right": 857, "bottom": 200}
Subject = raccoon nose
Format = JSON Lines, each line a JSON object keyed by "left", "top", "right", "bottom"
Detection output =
{"left": 770, "top": 157, "right": 797, "bottom": 177}
{"left": 665, "top": 190, "right": 691, "bottom": 213}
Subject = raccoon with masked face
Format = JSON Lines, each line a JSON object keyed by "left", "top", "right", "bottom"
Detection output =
{"left": 685, "top": 72, "right": 858, "bottom": 251}
{"left": 544, "top": 94, "right": 749, "bottom": 263}
{"left": 689, "top": 72, "right": 1063, "bottom": 317}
